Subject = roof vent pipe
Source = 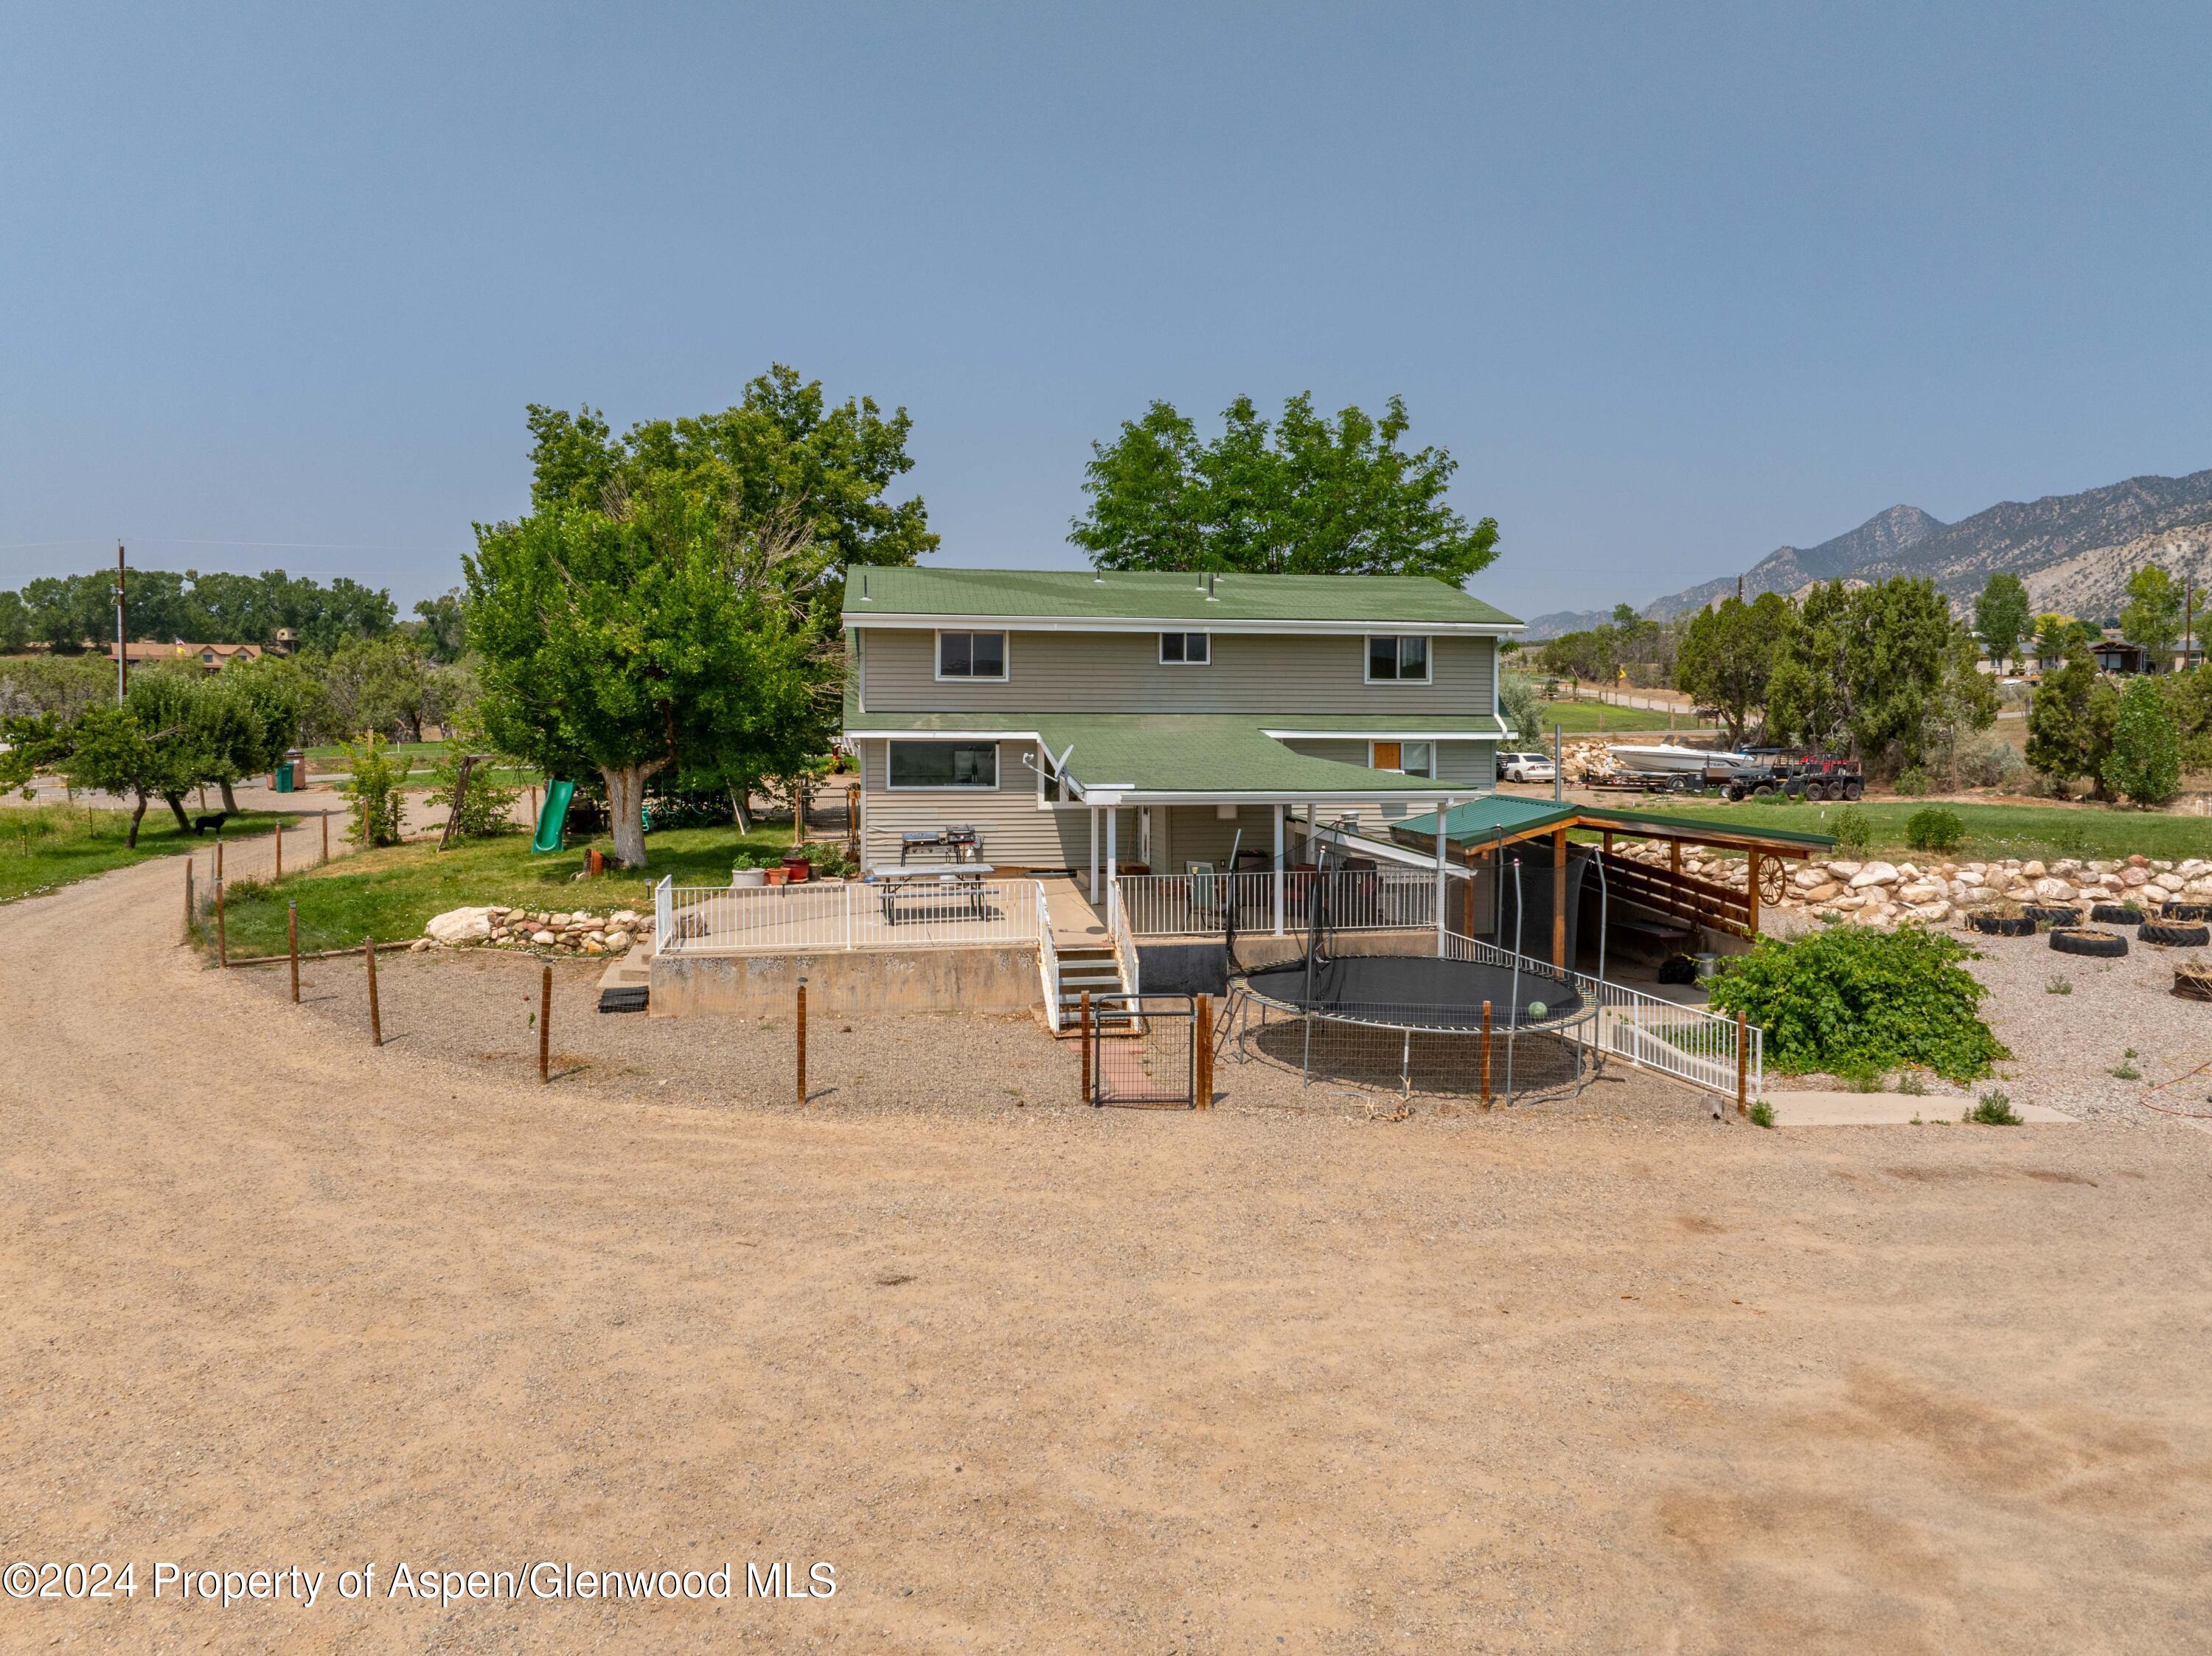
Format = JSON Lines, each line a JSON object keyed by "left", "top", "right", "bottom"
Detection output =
{"left": 1206, "top": 571, "right": 1217, "bottom": 601}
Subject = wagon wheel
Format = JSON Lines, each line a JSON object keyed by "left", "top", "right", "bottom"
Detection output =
{"left": 1759, "top": 858, "right": 1789, "bottom": 905}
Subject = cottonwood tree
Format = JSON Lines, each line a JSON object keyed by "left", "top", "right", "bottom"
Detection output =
{"left": 1069, "top": 393, "right": 1499, "bottom": 581}
{"left": 1974, "top": 573, "right": 2031, "bottom": 672}
{"left": 2121, "top": 565, "right": 2183, "bottom": 655}
{"left": 467, "top": 485, "right": 833, "bottom": 868}
{"left": 2106, "top": 676, "right": 2181, "bottom": 806}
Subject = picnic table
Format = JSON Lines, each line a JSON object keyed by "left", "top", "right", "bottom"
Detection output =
{"left": 869, "top": 862, "right": 997, "bottom": 925}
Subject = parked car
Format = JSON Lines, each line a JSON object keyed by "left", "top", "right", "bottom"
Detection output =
{"left": 1497, "top": 751, "right": 1557, "bottom": 783}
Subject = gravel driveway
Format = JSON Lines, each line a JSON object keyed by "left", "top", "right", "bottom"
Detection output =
{"left": 6, "top": 854, "right": 2212, "bottom": 1653}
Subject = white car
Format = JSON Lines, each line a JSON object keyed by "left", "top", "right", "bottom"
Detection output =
{"left": 1497, "top": 751, "right": 1557, "bottom": 783}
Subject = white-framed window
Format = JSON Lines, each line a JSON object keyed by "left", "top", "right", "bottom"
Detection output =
{"left": 935, "top": 630, "right": 1008, "bottom": 680}
{"left": 1366, "top": 635, "right": 1431, "bottom": 683}
{"left": 887, "top": 740, "right": 999, "bottom": 790}
{"left": 1370, "top": 740, "right": 1435, "bottom": 778}
{"left": 1158, "top": 632, "right": 1210, "bottom": 664}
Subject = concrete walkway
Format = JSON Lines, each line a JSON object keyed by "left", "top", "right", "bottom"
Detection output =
{"left": 1763, "top": 1090, "right": 2075, "bottom": 1126}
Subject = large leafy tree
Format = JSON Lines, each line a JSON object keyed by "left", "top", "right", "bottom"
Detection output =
{"left": 1674, "top": 591, "right": 1795, "bottom": 746}
{"left": 467, "top": 482, "right": 833, "bottom": 867}
{"left": 1973, "top": 572, "right": 2031, "bottom": 672}
{"left": 7, "top": 567, "right": 395, "bottom": 653}
{"left": 2120, "top": 564, "right": 2183, "bottom": 654}
{"left": 1068, "top": 393, "right": 1499, "bottom": 581}
{"left": 521, "top": 365, "right": 934, "bottom": 589}
{"left": 2106, "top": 675, "right": 2181, "bottom": 806}
{"left": 1836, "top": 577, "right": 1958, "bottom": 770}
{"left": 315, "top": 635, "right": 454, "bottom": 743}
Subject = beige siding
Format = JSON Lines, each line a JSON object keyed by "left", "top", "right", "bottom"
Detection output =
{"left": 860, "top": 628, "right": 1495, "bottom": 719}
{"left": 858, "top": 737, "right": 1095, "bottom": 872}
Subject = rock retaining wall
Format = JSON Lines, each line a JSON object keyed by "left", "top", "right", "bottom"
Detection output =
{"left": 411, "top": 905, "right": 652, "bottom": 957}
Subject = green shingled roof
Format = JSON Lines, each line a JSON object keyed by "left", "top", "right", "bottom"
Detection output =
{"left": 842, "top": 567, "right": 1520, "bottom": 627}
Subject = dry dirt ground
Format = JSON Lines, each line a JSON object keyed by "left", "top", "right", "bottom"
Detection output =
{"left": 5, "top": 855, "right": 2212, "bottom": 1654}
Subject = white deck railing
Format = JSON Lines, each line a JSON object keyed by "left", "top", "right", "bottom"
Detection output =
{"left": 1106, "top": 874, "right": 1141, "bottom": 996}
{"left": 658, "top": 877, "right": 1040, "bottom": 956}
{"left": 1035, "top": 880, "right": 1062, "bottom": 1034}
{"left": 1118, "top": 868, "right": 1441, "bottom": 936}
{"left": 1439, "top": 928, "right": 1762, "bottom": 1103}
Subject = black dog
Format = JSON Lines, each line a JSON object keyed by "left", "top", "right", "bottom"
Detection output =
{"left": 192, "top": 812, "right": 230, "bottom": 837}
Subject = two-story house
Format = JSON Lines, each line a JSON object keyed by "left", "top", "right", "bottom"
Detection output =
{"left": 841, "top": 568, "right": 1521, "bottom": 891}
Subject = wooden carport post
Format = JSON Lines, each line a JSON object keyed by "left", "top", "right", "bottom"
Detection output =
{"left": 1551, "top": 826, "right": 1568, "bottom": 969}
{"left": 1746, "top": 848, "right": 1762, "bottom": 934}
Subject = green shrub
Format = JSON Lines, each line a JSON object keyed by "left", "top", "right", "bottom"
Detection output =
{"left": 1831, "top": 806, "right": 1873, "bottom": 855}
{"left": 1836, "top": 1057, "right": 1884, "bottom": 1093}
{"left": 1747, "top": 1100, "right": 1775, "bottom": 1128}
{"left": 1894, "top": 767, "right": 1930, "bottom": 796}
{"left": 2107, "top": 676, "right": 2181, "bottom": 806}
{"left": 335, "top": 732, "right": 406, "bottom": 849}
{"left": 1905, "top": 806, "right": 1966, "bottom": 853}
{"left": 1705, "top": 924, "right": 2009, "bottom": 1084}
{"left": 423, "top": 740, "right": 523, "bottom": 841}
{"left": 1972, "top": 1090, "right": 2022, "bottom": 1125}
{"left": 1896, "top": 1070, "right": 1927, "bottom": 1095}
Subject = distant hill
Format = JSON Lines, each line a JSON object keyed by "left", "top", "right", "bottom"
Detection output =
{"left": 1524, "top": 470, "right": 2212, "bottom": 638}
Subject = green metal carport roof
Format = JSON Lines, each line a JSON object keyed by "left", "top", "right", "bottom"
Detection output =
{"left": 1391, "top": 797, "right": 1836, "bottom": 855}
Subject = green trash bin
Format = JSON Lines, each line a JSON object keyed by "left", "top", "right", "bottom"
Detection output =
{"left": 273, "top": 762, "right": 295, "bottom": 793}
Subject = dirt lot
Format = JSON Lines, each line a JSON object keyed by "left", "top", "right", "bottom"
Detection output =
{"left": 5, "top": 855, "right": 2212, "bottom": 1653}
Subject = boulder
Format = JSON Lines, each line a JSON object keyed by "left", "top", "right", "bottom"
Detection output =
{"left": 1802, "top": 882, "right": 1842, "bottom": 903}
{"left": 2032, "top": 877, "right": 2076, "bottom": 902}
{"left": 2127, "top": 853, "right": 2149, "bottom": 868}
{"left": 1849, "top": 861, "right": 1899, "bottom": 890}
{"left": 424, "top": 906, "right": 497, "bottom": 945}
{"left": 605, "top": 930, "right": 632, "bottom": 952}
{"left": 2121, "top": 866, "right": 2151, "bottom": 888}
{"left": 1828, "top": 860, "right": 1863, "bottom": 879}
{"left": 1906, "top": 900, "right": 1951, "bottom": 922}
{"left": 2020, "top": 860, "right": 2047, "bottom": 879}
{"left": 1899, "top": 880, "right": 1947, "bottom": 905}
{"left": 2154, "top": 872, "right": 2186, "bottom": 893}
{"left": 532, "top": 929, "right": 557, "bottom": 947}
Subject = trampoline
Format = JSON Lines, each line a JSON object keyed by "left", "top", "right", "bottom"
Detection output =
{"left": 1220, "top": 841, "right": 1600, "bottom": 1104}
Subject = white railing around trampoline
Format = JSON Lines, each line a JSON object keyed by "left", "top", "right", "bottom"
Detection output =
{"left": 1438, "top": 928, "right": 1761, "bottom": 1104}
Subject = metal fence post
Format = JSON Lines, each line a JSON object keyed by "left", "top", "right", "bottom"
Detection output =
{"left": 1481, "top": 1000, "right": 1493, "bottom": 1108}
{"left": 288, "top": 901, "right": 300, "bottom": 1003}
{"left": 1079, "top": 990, "right": 1092, "bottom": 1105}
{"left": 1735, "top": 1010, "right": 1747, "bottom": 1116}
{"left": 365, "top": 936, "right": 381, "bottom": 1046}
{"left": 540, "top": 964, "right": 552, "bottom": 1083}
{"left": 796, "top": 975, "right": 808, "bottom": 1106}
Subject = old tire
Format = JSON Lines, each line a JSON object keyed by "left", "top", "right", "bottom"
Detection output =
{"left": 2140, "top": 922, "right": 2212, "bottom": 948}
{"left": 2023, "top": 904, "right": 2082, "bottom": 928}
{"left": 1969, "top": 913, "right": 2036, "bottom": 937}
{"left": 2090, "top": 903, "right": 2145, "bottom": 925}
{"left": 2051, "top": 928, "right": 2127, "bottom": 959}
{"left": 2163, "top": 902, "right": 2211, "bottom": 922}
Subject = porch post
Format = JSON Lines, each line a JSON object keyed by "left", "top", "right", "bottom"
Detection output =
{"left": 1088, "top": 806, "right": 1099, "bottom": 903}
{"left": 1105, "top": 807, "right": 1118, "bottom": 910}
{"left": 1272, "top": 804, "right": 1285, "bottom": 936}
{"left": 1434, "top": 799, "right": 1449, "bottom": 953}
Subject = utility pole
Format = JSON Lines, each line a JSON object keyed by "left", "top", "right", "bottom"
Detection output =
{"left": 114, "top": 543, "right": 128, "bottom": 703}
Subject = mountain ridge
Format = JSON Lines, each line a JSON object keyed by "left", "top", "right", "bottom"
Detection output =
{"left": 1523, "top": 469, "right": 2212, "bottom": 638}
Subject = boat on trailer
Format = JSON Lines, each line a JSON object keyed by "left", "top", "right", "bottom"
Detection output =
{"left": 1604, "top": 743, "right": 1748, "bottom": 775}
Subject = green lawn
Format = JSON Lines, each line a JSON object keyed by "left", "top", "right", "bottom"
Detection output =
{"left": 1616, "top": 796, "right": 2212, "bottom": 863}
{"left": 202, "top": 821, "right": 796, "bottom": 956}
{"left": 1529, "top": 699, "right": 1706, "bottom": 737}
{"left": 1, "top": 803, "right": 297, "bottom": 905}
{"left": 299, "top": 744, "right": 542, "bottom": 792}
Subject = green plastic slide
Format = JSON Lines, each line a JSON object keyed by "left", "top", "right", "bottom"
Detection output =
{"left": 531, "top": 779, "right": 577, "bottom": 854}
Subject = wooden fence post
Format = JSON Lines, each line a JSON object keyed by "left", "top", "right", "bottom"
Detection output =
{"left": 805, "top": 977, "right": 823, "bottom": 1105}
{"left": 288, "top": 901, "right": 300, "bottom": 1003}
{"left": 1736, "top": 1009, "right": 1748, "bottom": 1116}
{"left": 1481, "top": 999, "right": 1493, "bottom": 1108}
{"left": 321, "top": 811, "right": 330, "bottom": 863}
{"left": 1079, "top": 990, "right": 1092, "bottom": 1105}
{"left": 1194, "top": 993, "right": 1213, "bottom": 1109}
{"left": 365, "top": 937, "right": 381, "bottom": 1047}
{"left": 539, "top": 964, "right": 552, "bottom": 1083}
{"left": 215, "top": 835, "right": 223, "bottom": 884}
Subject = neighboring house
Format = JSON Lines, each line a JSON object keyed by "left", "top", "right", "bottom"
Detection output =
{"left": 841, "top": 568, "right": 1520, "bottom": 885}
{"left": 109, "top": 640, "right": 265, "bottom": 670}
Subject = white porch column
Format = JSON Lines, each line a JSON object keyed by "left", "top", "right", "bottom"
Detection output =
{"left": 1105, "top": 807, "right": 1118, "bottom": 917}
{"left": 1434, "top": 799, "right": 1450, "bottom": 953}
{"left": 1273, "top": 804, "right": 1286, "bottom": 936}
{"left": 1088, "top": 805, "right": 1099, "bottom": 903}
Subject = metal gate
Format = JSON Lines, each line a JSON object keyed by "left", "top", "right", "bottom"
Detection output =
{"left": 1085, "top": 993, "right": 1202, "bottom": 1107}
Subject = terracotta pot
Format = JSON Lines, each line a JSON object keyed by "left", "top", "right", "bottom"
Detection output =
{"left": 765, "top": 866, "right": 788, "bottom": 886}
{"left": 783, "top": 857, "right": 812, "bottom": 883}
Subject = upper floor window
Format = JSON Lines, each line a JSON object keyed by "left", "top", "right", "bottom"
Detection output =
{"left": 1371, "top": 740, "right": 1435, "bottom": 778}
{"left": 1366, "top": 635, "right": 1430, "bottom": 683}
{"left": 936, "top": 630, "right": 1007, "bottom": 679}
{"left": 1159, "top": 632, "right": 1210, "bottom": 664}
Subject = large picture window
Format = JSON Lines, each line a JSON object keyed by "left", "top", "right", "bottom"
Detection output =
{"left": 887, "top": 741, "right": 999, "bottom": 790}
{"left": 1366, "top": 635, "right": 1431, "bottom": 683}
{"left": 936, "top": 630, "right": 1007, "bottom": 679}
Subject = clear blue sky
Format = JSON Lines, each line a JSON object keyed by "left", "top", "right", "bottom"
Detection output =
{"left": 5, "top": 2, "right": 2208, "bottom": 622}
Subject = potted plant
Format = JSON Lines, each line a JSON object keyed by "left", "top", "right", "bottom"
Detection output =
{"left": 782, "top": 846, "right": 813, "bottom": 883}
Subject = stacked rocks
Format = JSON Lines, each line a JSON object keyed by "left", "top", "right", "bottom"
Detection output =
{"left": 418, "top": 905, "right": 650, "bottom": 957}
{"left": 1610, "top": 842, "right": 2212, "bottom": 933}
